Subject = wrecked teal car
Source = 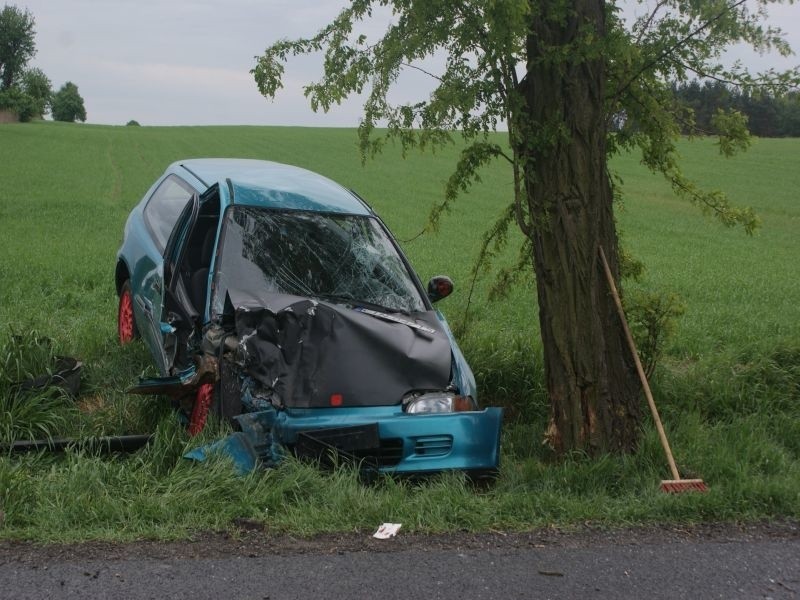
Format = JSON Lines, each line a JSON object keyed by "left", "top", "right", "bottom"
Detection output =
{"left": 116, "top": 159, "right": 502, "bottom": 477}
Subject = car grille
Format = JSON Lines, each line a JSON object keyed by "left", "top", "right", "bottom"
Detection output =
{"left": 414, "top": 435, "right": 453, "bottom": 457}
{"left": 352, "top": 438, "right": 404, "bottom": 467}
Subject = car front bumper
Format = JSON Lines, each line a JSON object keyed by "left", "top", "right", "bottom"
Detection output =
{"left": 186, "top": 404, "right": 504, "bottom": 478}
{"left": 274, "top": 405, "right": 504, "bottom": 475}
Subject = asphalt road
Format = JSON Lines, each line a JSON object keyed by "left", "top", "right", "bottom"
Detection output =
{"left": 1, "top": 523, "right": 797, "bottom": 599}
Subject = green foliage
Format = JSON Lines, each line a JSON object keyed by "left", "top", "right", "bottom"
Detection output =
{"left": 0, "top": 4, "right": 35, "bottom": 90}
{"left": 0, "top": 7, "right": 52, "bottom": 122}
{"left": 0, "top": 83, "right": 28, "bottom": 118}
{"left": 674, "top": 81, "right": 800, "bottom": 138}
{"left": 617, "top": 244, "right": 645, "bottom": 281}
{"left": 0, "top": 66, "right": 51, "bottom": 122}
{"left": 710, "top": 108, "right": 751, "bottom": 156}
{"left": 624, "top": 290, "right": 686, "bottom": 379}
{"left": 20, "top": 66, "right": 49, "bottom": 118}
{"left": 51, "top": 81, "right": 86, "bottom": 123}
{"left": 606, "top": 2, "right": 800, "bottom": 235}
{"left": 125, "top": 119, "right": 140, "bottom": 127}
{"left": 254, "top": 1, "right": 799, "bottom": 249}
{"left": 253, "top": 1, "right": 531, "bottom": 256}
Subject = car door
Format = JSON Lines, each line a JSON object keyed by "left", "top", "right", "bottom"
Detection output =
{"left": 149, "top": 193, "right": 200, "bottom": 373}
{"left": 130, "top": 188, "right": 223, "bottom": 395}
{"left": 137, "top": 175, "right": 196, "bottom": 374}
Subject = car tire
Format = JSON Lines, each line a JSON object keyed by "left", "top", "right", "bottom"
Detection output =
{"left": 118, "top": 280, "right": 138, "bottom": 344}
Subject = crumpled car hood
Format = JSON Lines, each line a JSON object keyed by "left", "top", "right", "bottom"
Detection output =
{"left": 227, "top": 288, "right": 452, "bottom": 408}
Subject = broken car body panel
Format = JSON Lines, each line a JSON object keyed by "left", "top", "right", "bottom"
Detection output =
{"left": 116, "top": 159, "right": 502, "bottom": 476}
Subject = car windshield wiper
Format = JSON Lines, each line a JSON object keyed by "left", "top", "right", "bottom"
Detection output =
{"left": 312, "top": 293, "right": 410, "bottom": 315}
{"left": 313, "top": 294, "right": 435, "bottom": 334}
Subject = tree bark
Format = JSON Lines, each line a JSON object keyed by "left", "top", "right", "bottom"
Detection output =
{"left": 521, "top": 0, "right": 642, "bottom": 454}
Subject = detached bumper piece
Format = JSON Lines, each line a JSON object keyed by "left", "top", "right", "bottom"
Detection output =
{"left": 184, "top": 410, "right": 285, "bottom": 474}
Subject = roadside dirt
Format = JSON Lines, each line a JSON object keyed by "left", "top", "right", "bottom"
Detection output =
{"left": 1, "top": 520, "right": 797, "bottom": 566}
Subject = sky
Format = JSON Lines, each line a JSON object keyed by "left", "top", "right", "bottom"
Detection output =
{"left": 17, "top": 0, "right": 800, "bottom": 127}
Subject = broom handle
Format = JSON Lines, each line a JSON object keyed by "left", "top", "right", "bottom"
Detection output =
{"left": 598, "top": 246, "right": 681, "bottom": 481}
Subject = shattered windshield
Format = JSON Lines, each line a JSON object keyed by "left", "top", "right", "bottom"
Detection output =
{"left": 211, "top": 207, "right": 427, "bottom": 315}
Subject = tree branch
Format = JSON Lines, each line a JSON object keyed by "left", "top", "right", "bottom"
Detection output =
{"left": 670, "top": 58, "right": 800, "bottom": 92}
{"left": 400, "top": 62, "right": 443, "bottom": 83}
{"left": 634, "top": 0, "right": 670, "bottom": 45}
{"left": 612, "top": 0, "right": 749, "bottom": 101}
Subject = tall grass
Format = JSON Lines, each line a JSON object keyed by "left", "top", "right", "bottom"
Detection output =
{"left": 1, "top": 390, "right": 797, "bottom": 542}
{"left": 0, "top": 331, "right": 78, "bottom": 444}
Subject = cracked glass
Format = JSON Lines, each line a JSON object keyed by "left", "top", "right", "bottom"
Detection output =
{"left": 212, "top": 207, "right": 427, "bottom": 315}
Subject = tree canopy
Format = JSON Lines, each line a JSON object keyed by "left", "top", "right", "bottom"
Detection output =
{"left": 0, "top": 6, "right": 82, "bottom": 123}
{"left": 51, "top": 81, "right": 86, "bottom": 123}
{"left": 254, "top": 1, "right": 798, "bottom": 454}
{"left": 20, "top": 66, "right": 50, "bottom": 118}
{"left": 0, "top": 3, "right": 48, "bottom": 121}
{"left": 0, "top": 4, "right": 35, "bottom": 90}
{"left": 672, "top": 80, "right": 800, "bottom": 137}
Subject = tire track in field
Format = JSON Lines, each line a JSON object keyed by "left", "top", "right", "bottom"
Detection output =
{"left": 130, "top": 134, "right": 158, "bottom": 172}
{"left": 106, "top": 133, "right": 123, "bottom": 204}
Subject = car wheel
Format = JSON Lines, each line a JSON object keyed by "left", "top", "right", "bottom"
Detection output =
{"left": 188, "top": 382, "right": 214, "bottom": 436}
{"left": 118, "top": 280, "right": 138, "bottom": 344}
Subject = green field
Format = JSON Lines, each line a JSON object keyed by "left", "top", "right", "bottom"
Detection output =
{"left": 0, "top": 121, "right": 798, "bottom": 541}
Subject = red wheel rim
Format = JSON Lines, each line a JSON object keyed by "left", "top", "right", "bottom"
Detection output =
{"left": 188, "top": 382, "right": 214, "bottom": 436}
{"left": 118, "top": 288, "right": 135, "bottom": 344}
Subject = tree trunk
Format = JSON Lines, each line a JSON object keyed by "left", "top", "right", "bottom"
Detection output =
{"left": 521, "top": 0, "right": 642, "bottom": 454}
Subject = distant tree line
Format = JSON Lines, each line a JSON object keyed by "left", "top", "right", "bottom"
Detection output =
{"left": 672, "top": 81, "right": 800, "bottom": 138}
{"left": 0, "top": 4, "right": 85, "bottom": 122}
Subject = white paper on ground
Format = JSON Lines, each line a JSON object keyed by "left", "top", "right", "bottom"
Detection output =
{"left": 373, "top": 523, "right": 402, "bottom": 539}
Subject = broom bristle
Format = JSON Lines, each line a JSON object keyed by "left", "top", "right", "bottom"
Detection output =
{"left": 660, "top": 479, "right": 708, "bottom": 493}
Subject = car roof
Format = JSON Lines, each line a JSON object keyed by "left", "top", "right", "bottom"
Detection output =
{"left": 170, "top": 158, "right": 372, "bottom": 215}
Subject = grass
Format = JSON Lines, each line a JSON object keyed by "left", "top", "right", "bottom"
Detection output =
{"left": 0, "top": 121, "right": 798, "bottom": 541}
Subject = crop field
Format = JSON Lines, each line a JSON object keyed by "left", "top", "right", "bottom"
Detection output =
{"left": 0, "top": 121, "right": 798, "bottom": 541}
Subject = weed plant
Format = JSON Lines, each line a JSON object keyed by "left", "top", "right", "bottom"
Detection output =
{"left": 0, "top": 122, "right": 798, "bottom": 540}
{"left": 0, "top": 331, "right": 78, "bottom": 443}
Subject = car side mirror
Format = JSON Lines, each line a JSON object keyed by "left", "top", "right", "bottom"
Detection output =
{"left": 427, "top": 275, "right": 454, "bottom": 303}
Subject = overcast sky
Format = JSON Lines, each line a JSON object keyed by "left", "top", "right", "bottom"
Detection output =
{"left": 17, "top": 0, "right": 800, "bottom": 127}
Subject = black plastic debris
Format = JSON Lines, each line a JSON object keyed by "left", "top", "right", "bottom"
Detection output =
{"left": 1, "top": 434, "right": 153, "bottom": 455}
{"left": 14, "top": 356, "right": 83, "bottom": 399}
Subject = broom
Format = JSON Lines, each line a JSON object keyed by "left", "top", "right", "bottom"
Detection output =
{"left": 599, "top": 246, "right": 708, "bottom": 494}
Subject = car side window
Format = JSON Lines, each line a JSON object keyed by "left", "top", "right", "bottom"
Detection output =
{"left": 143, "top": 175, "right": 194, "bottom": 252}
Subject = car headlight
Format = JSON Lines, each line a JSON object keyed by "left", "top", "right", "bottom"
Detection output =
{"left": 403, "top": 391, "right": 477, "bottom": 414}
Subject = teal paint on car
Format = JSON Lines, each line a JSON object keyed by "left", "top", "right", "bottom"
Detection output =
{"left": 117, "top": 159, "right": 503, "bottom": 478}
